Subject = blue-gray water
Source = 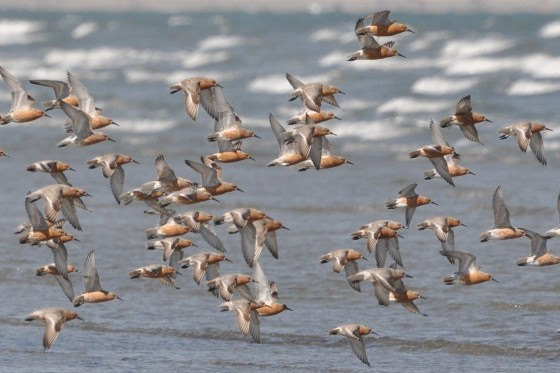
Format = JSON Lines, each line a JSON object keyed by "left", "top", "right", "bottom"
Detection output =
{"left": 1, "top": 10, "right": 560, "bottom": 372}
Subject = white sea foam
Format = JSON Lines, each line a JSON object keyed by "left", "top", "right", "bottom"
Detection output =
{"left": 71, "top": 21, "right": 98, "bottom": 39}
{"left": 444, "top": 57, "right": 518, "bottom": 75}
{"left": 109, "top": 119, "right": 176, "bottom": 134}
{"left": 346, "top": 57, "right": 436, "bottom": 71}
{"left": 168, "top": 16, "right": 192, "bottom": 27}
{"left": 411, "top": 76, "right": 478, "bottom": 95}
{"left": 341, "top": 99, "right": 373, "bottom": 111}
{"left": 377, "top": 97, "right": 449, "bottom": 114}
{"left": 247, "top": 74, "right": 289, "bottom": 94}
{"left": 0, "top": 19, "right": 43, "bottom": 45}
{"left": 309, "top": 27, "right": 355, "bottom": 44}
{"left": 197, "top": 35, "right": 245, "bottom": 51}
{"left": 440, "top": 36, "right": 515, "bottom": 59}
{"left": 124, "top": 69, "right": 230, "bottom": 85}
{"left": 540, "top": 20, "right": 560, "bottom": 38}
{"left": 181, "top": 50, "right": 230, "bottom": 68}
{"left": 408, "top": 31, "right": 450, "bottom": 52}
{"left": 318, "top": 51, "right": 347, "bottom": 67}
{"left": 327, "top": 119, "right": 407, "bottom": 141}
{"left": 506, "top": 79, "right": 560, "bottom": 96}
{"left": 520, "top": 54, "right": 560, "bottom": 78}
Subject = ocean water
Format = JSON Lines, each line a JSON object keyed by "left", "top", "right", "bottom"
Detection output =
{"left": 1, "top": 10, "right": 560, "bottom": 372}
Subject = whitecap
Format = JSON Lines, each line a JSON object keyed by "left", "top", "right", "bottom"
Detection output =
{"left": 108, "top": 119, "right": 176, "bottom": 134}
{"left": 506, "top": 79, "right": 560, "bottom": 96}
{"left": 408, "top": 31, "right": 450, "bottom": 52}
{"left": 309, "top": 28, "right": 355, "bottom": 44}
{"left": 347, "top": 57, "right": 436, "bottom": 71}
{"left": 444, "top": 57, "right": 518, "bottom": 75}
{"left": 327, "top": 119, "right": 409, "bottom": 141}
{"left": 540, "top": 20, "right": 560, "bottom": 38}
{"left": 181, "top": 50, "right": 230, "bottom": 68}
{"left": 0, "top": 19, "right": 43, "bottom": 46}
{"left": 246, "top": 74, "right": 289, "bottom": 95}
{"left": 197, "top": 35, "right": 245, "bottom": 51}
{"left": 440, "top": 36, "right": 515, "bottom": 59}
{"left": 521, "top": 54, "right": 560, "bottom": 78}
{"left": 411, "top": 76, "right": 478, "bottom": 95}
{"left": 377, "top": 97, "right": 449, "bottom": 114}
{"left": 318, "top": 51, "right": 347, "bottom": 67}
{"left": 71, "top": 22, "right": 99, "bottom": 39}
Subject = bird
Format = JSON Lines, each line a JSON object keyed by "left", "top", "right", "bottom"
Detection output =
{"left": 545, "top": 193, "right": 560, "bottom": 237}
{"left": 285, "top": 72, "right": 345, "bottom": 113}
{"left": 516, "top": 229, "right": 560, "bottom": 266}
{"left": 86, "top": 153, "right": 139, "bottom": 203}
{"left": 439, "top": 95, "right": 491, "bottom": 144}
{"left": 348, "top": 18, "right": 405, "bottom": 61}
{"left": 178, "top": 251, "right": 230, "bottom": 285}
{"left": 0, "top": 66, "right": 47, "bottom": 124}
{"left": 175, "top": 211, "right": 226, "bottom": 252}
{"left": 351, "top": 222, "right": 403, "bottom": 267}
{"left": 386, "top": 183, "right": 437, "bottom": 228}
{"left": 206, "top": 273, "right": 254, "bottom": 301}
{"left": 56, "top": 101, "right": 115, "bottom": 147}
{"left": 0, "top": 146, "right": 8, "bottom": 157}
{"left": 479, "top": 186, "right": 525, "bottom": 242}
{"left": 356, "top": 10, "right": 415, "bottom": 35}
{"left": 498, "top": 121, "right": 552, "bottom": 166}
{"left": 26, "top": 160, "right": 75, "bottom": 186}
{"left": 252, "top": 262, "right": 292, "bottom": 317}
{"left": 376, "top": 277, "right": 427, "bottom": 316}
{"left": 157, "top": 186, "right": 214, "bottom": 206}
{"left": 154, "top": 154, "right": 197, "bottom": 193}
{"left": 73, "top": 250, "right": 122, "bottom": 306}
{"left": 19, "top": 198, "right": 67, "bottom": 245}
{"left": 36, "top": 241, "right": 77, "bottom": 303}
{"left": 27, "top": 184, "right": 90, "bottom": 231}
{"left": 145, "top": 218, "right": 190, "bottom": 239}
{"left": 219, "top": 298, "right": 261, "bottom": 343}
{"left": 207, "top": 87, "right": 260, "bottom": 142}
{"left": 25, "top": 308, "right": 83, "bottom": 351}
{"left": 184, "top": 156, "right": 243, "bottom": 197}
{"left": 67, "top": 71, "right": 118, "bottom": 130}
{"left": 267, "top": 113, "right": 308, "bottom": 167}
{"left": 424, "top": 152, "right": 474, "bottom": 181}
{"left": 28, "top": 79, "right": 79, "bottom": 111}
{"left": 205, "top": 140, "right": 255, "bottom": 163}
{"left": 170, "top": 76, "right": 222, "bottom": 121}
{"left": 329, "top": 324, "right": 376, "bottom": 366}
{"left": 286, "top": 110, "right": 341, "bottom": 126}
{"left": 409, "top": 120, "right": 457, "bottom": 186}
{"left": 146, "top": 237, "right": 196, "bottom": 267}
{"left": 440, "top": 250, "right": 497, "bottom": 285}
{"left": 129, "top": 264, "right": 181, "bottom": 288}
{"left": 320, "top": 248, "right": 367, "bottom": 291}
{"left": 281, "top": 122, "right": 335, "bottom": 170}
{"left": 296, "top": 137, "right": 354, "bottom": 171}
{"left": 417, "top": 216, "right": 465, "bottom": 242}
{"left": 214, "top": 208, "right": 268, "bottom": 228}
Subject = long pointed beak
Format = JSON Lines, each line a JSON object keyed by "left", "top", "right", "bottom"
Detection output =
{"left": 253, "top": 134, "right": 261, "bottom": 139}
{"left": 485, "top": 119, "right": 493, "bottom": 123}
{"left": 73, "top": 238, "right": 81, "bottom": 242}
{"left": 216, "top": 84, "right": 224, "bottom": 88}
{"left": 175, "top": 271, "right": 183, "bottom": 276}
{"left": 492, "top": 278, "right": 499, "bottom": 283}
{"left": 236, "top": 187, "right": 244, "bottom": 192}
{"left": 398, "top": 233, "right": 404, "bottom": 238}
{"left": 468, "top": 171, "right": 476, "bottom": 175}
{"left": 284, "top": 306, "right": 293, "bottom": 311}
{"left": 108, "top": 137, "right": 116, "bottom": 142}
{"left": 85, "top": 193, "right": 92, "bottom": 197}
{"left": 212, "top": 197, "right": 220, "bottom": 202}
{"left": 132, "top": 160, "right": 140, "bottom": 164}
{"left": 69, "top": 167, "right": 76, "bottom": 171}
{"left": 44, "top": 113, "right": 52, "bottom": 118}
{"left": 407, "top": 29, "right": 415, "bottom": 33}
{"left": 112, "top": 121, "right": 119, "bottom": 126}
{"left": 346, "top": 160, "right": 355, "bottom": 165}
{"left": 405, "top": 274, "right": 413, "bottom": 278}
{"left": 431, "top": 201, "right": 438, "bottom": 205}
{"left": 334, "top": 116, "right": 342, "bottom": 120}
{"left": 362, "top": 257, "right": 368, "bottom": 261}
{"left": 170, "top": 88, "right": 180, "bottom": 94}
{"left": 281, "top": 226, "right": 290, "bottom": 230}
{"left": 77, "top": 315, "right": 85, "bottom": 321}
{"left": 45, "top": 107, "right": 54, "bottom": 112}
{"left": 546, "top": 127, "right": 553, "bottom": 131}
{"left": 338, "top": 90, "right": 346, "bottom": 95}
{"left": 2, "top": 153, "right": 9, "bottom": 158}
{"left": 461, "top": 223, "right": 467, "bottom": 227}
{"left": 249, "top": 156, "right": 256, "bottom": 161}
{"left": 398, "top": 53, "right": 407, "bottom": 58}
{"left": 117, "top": 296, "right": 124, "bottom": 301}
{"left": 330, "top": 132, "right": 337, "bottom": 136}
{"left": 420, "top": 295, "right": 427, "bottom": 300}
{"left": 371, "top": 330, "right": 379, "bottom": 336}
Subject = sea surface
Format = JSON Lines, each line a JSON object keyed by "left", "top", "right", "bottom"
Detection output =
{"left": 1, "top": 10, "right": 560, "bottom": 372}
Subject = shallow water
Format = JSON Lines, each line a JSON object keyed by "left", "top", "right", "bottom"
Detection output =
{"left": 1, "top": 10, "right": 560, "bottom": 372}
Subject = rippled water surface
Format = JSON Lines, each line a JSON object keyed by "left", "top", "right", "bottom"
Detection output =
{"left": 1, "top": 10, "right": 560, "bottom": 372}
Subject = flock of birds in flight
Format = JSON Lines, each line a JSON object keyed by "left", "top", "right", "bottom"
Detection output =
{"left": 2, "top": 10, "right": 559, "bottom": 367}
